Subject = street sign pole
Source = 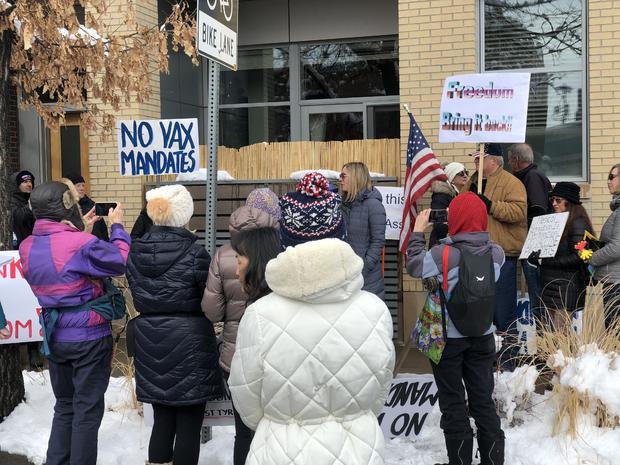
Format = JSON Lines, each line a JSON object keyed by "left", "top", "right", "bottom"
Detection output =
{"left": 204, "top": 57, "right": 219, "bottom": 256}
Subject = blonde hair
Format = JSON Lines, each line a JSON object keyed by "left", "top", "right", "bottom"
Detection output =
{"left": 341, "top": 162, "right": 372, "bottom": 202}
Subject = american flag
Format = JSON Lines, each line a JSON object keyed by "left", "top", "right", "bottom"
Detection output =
{"left": 399, "top": 112, "right": 447, "bottom": 253}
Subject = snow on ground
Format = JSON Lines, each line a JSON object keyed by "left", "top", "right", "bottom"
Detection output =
{"left": 1, "top": 369, "right": 619, "bottom": 465}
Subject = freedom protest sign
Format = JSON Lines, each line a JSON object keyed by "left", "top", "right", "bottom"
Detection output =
{"left": 0, "top": 252, "right": 43, "bottom": 344}
{"left": 519, "top": 212, "right": 569, "bottom": 260}
{"left": 439, "top": 73, "right": 530, "bottom": 143}
{"left": 376, "top": 186, "right": 405, "bottom": 241}
{"left": 117, "top": 118, "right": 200, "bottom": 177}
{"left": 378, "top": 374, "right": 438, "bottom": 438}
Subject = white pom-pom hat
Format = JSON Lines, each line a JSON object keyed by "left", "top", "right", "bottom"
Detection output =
{"left": 146, "top": 184, "right": 194, "bottom": 228}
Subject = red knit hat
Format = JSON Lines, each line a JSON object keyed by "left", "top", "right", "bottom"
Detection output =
{"left": 448, "top": 192, "right": 488, "bottom": 236}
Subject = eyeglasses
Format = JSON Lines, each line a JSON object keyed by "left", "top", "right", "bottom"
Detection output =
{"left": 608, "top": 173, "right": 619, "bottom": 181}
{"left": 550, "top": 197, "right": 566, "bottom": 204}
{"left": 455, "top": 171, "right": 468, "bottom": 177}
{"left": 339, "top": 173, "right": 348, "bottom": 180}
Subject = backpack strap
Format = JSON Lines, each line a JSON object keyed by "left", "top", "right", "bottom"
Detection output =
{"left": 442, "top": 246, "right": 450, "bottom": 292}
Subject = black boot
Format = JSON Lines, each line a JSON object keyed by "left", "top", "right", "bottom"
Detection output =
{"left": 477, "top": 435, "right": 504, "bottom": 465}
{"left": 435, "top": 435, "right": 473, "bottom": 465}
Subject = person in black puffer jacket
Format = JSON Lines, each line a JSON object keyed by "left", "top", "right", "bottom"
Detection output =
{"left": 127, "top": 184, "right": 222, "bottom": 465}
{"left": 532, "top": 182, "right": 594, "bottom": 331}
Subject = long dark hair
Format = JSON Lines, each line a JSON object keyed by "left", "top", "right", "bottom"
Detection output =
{"left": 564, "top": 202, "right": 595, "bottom": 241}
{"left": 231, "top": 227, "right": 282, "bottom": 304}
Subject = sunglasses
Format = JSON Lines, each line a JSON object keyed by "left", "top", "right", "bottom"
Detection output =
{"left": 608, "top": 173, "right": 619, "bottom": 181}
{"left": 550, "top": 197, "right": 566, "bottom": 204}
{"left": 339, "top": 172, "right": 348, "bottom": 180}
{"left": 455, "top": 171, "right": 468, "bottom": 177}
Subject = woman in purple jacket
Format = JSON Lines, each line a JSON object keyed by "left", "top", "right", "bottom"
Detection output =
{"left": 19, "top": 181, "right": 130, "bottom": 465}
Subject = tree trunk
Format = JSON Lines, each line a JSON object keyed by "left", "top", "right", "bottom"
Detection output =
{"left": 0, "top": 28, "right": 25, "bottom": 421}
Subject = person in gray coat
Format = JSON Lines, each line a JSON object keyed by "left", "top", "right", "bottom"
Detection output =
{"left": 339, "top": 162, "right": 387, "bottom": 299}
{"left": 590, "top": 163, "right": 620, "bottom": 328}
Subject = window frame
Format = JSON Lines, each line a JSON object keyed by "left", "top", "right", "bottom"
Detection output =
{"left": 478, "top": 0, "right": 588, "bottom": 182}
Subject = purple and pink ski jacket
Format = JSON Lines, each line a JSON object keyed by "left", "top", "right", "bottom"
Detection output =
{"left": 19, "top": 220, "right": 130, "bottom": 343}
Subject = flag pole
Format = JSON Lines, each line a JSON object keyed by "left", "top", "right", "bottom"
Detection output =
{"left": 477, "top": 142, "right": 483, "bottom": 195}
{"left": 402, "top": 103, "right": 411, "bottom": 115}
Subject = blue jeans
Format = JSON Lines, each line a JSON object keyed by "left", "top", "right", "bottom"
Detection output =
{"left": 46, "top": 337, "right": 112, "bottom": 465}
{"left": 521, "top": 260, "right": 542, "bottom": 320}
{"left": 494, "top": 257, "right": 518, "bottom": 370}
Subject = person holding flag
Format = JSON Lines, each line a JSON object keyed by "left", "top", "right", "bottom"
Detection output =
{"left": 399, "top": 110, "right": 448, "bottom": 254}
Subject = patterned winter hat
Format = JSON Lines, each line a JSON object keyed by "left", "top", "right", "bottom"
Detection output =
{"left": 245, "top": 188, "right": 281, "bottom": 220}
{"left": 279, "top": 172, "right": 346, "bottom": 248}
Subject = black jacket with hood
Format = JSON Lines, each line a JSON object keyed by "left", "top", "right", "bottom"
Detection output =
{"left": 513, "top": 163, "right": 552, "bottom": 225}
{"left": 11, "top": 191, "right": 35, "bottom": 248}
{"left": 127, "top": 226, "right": 222, "bottom": 405}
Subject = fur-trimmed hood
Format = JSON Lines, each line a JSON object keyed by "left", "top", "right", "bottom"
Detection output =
{"left": 265, "top": 238, "right": 364, "bottom": 304}
{"left": 431, "top": 180, "right": 457, "bottom": 196}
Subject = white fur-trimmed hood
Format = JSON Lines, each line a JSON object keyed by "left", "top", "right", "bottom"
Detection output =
{"left": 265, "top": 238, "right": 364, "bottom": 303}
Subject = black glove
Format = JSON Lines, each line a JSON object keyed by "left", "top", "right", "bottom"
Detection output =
{"left": 476, "top": 193, "right": 492, "bottom": 213}
{"left": 526, "top": 249, "right": 541, "bottom": 268}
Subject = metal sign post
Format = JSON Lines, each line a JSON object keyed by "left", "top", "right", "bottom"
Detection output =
{"left": 203, "top": 57, "right": 219, "bottom": 256}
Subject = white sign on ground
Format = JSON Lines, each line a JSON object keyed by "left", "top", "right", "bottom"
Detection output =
{"left": 376, "top": 186, "right": 405, "bottom": 241}
{"left": 439, "top": 73, "right": 531, "bottom": 143}
{"left": 378, "top": 374, "right": 438, "bottom": 438}
{"left": 117, "top": 118, "right": 200, "bottom": 177}
{"left": 0, "top": 252, "right": 43, "bottom": 344}
{"left": 519, "top": 212, "right": 569, "bottom": 260}
{"left": 197, "top": 0, "right": 239, "bottom": 70}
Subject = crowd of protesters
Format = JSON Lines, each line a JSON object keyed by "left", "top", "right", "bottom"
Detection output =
{"left": 2, "top": 151, "right": 620, "bottom": 465}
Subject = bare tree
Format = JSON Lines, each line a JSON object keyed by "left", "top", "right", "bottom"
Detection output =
{"left": 0, "top": 0, "right": 197, "bottom": 420}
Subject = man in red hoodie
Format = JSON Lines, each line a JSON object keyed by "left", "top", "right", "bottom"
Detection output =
{"left": 406, "top": 192, "right": 505, "bottom": 465}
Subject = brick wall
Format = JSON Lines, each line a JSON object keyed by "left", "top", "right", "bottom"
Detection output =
{"left": 87, "top": 0, "right": 161, "bottom": 229}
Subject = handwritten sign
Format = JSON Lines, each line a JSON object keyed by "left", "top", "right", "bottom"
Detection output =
{"left": 375, "top": 186, "right": 405, "bottom": 241}
{"left": 0, "top": 252, "right": 43, "bottom": 344}
{"left": 439, "top": 73, "right": 530, "bottom": 143}
{"left": 117, "top": 118, "right": 200, "bottom": 177}
{"left": 378, "top": 374, "right": 438, "bottom": 438}
{"left": 519, "top": 212, "right": 569, "bottom": 259}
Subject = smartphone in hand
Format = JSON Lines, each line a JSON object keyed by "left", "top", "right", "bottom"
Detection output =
{"left": 429, "top": 209, "right": 448, "bottom": 223}
{"left": 94, "top": 202, "right": 118, "bottom": 216}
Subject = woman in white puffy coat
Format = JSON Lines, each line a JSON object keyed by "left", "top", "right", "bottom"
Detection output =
{"left": 229, "top": 238, "right": 395, "bottom": 465}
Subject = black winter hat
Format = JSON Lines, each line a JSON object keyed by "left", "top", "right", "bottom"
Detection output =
{"left": 68, "top": 174, "right": 85, "bottom": 185}
{"left": 16, "top": 170, "right": 35, "bottom": 186}
{"left": 550, "top": 182, "right": 581, "bottom": 205}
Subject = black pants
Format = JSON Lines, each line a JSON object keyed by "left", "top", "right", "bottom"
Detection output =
{"left": 149, "top": 402, "right": 206, "bottom": 465}
{"left": 603, "top": 283, "right": 620, "bottom": 329}
{"left": 431, "top": 334, "right": 504, "bottom": 441}
{"left": 223, "top": 371, "right": 255, "bottom": 465}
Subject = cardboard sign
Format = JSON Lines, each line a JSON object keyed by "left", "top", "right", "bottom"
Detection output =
{"left": 203, "top": 380, "right": 235, "bottom": 426}
{"left": 117, "top": 118, "right": 200, "bottom": 177}
{"left": 439, "top": 73, "right": 530, "bottom": 143}
{"left": 197, "top": 0, "right": 239, "bottom": 70}
{"left": 378, "top": 374, "right": 438, "bottom": 438}
{"left": 375, "top": 186, "right": 405, "bottom": 241}
{"left": 519, "top": 212, "right": 569, "bottom": 259}
{"left": 0, "top": 252, "right": 43, "bottom": 344}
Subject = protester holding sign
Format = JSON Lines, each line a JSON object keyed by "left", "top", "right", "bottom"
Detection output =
{"left": 590, "top": 164, "right": 620, "bottom": 328}
{"left": 531, "top": 183, "right": 593, "bottom": 330}
{"left": 340, "top": 162, "right": 387, "bottom": 298}
{"left": 466, "top": 143, "right": 527, "bottom": 370}
{"left": 406, "top": 192, "right": 505, "bottom": 465}
{"left": 18, "top": 181, "right": 130, "bottom": 465}
{"left": 126, "top": 184, "right": 222, "bottom": 465}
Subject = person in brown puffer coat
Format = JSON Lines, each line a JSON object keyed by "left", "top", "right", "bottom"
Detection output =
{"left": 201, "top": 188, "right": 280, "bottom": 465}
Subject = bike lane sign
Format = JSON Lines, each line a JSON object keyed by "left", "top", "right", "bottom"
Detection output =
{"left": 197, "top": 0, "right": 238, "bottom": 70}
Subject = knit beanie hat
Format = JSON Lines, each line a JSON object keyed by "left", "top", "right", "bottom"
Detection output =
{"left": 67, "top": 174, "right": 85, "bottom": 185}
{"left": 448, "top": 192, "right": 488, "bottom": 236}
{"left": 16, "top": 170, "right": 35, "bottom": 187}
{"left": 146, "top": 184, "right": 194, "bottom": 228}
{"left": 279, "top": 172, "right": 346, "bottom": 248}
{"left": 245, "top": 188, "right": 281, "bottom": 220}
{"left": 444, "top": 162, "right": 466, "bottom": 184}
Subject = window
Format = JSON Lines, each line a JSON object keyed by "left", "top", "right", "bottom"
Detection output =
{"left": 482, "top": 0, "right": 585, "bottom": 180}
{"left": 220, "top": 39, "right": 399, "bottom": 148}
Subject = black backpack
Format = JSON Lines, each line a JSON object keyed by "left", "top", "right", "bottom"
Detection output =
{"left": 440, "top": 245, "right": 496, "bottom": 337}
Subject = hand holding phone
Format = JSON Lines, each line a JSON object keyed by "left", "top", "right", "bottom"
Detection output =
{"left": 429, "top": 209, "right": 448, "bottom": 223}
{"left": 95, "top": 202, "right": 118, "bottom": 216}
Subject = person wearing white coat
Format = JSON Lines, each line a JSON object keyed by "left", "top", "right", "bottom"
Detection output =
{"left": 229, "top": 238, "right": 395, "bottom": 465}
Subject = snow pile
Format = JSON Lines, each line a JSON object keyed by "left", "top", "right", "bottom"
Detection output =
{"left": 175, "top": 169, "right": 235, "bottom": 182}
{"left": 549, "top": 343, "right": 620, "bottom": 417}
{"left": 494, "top": 365, "right": 539, "bottom": 423}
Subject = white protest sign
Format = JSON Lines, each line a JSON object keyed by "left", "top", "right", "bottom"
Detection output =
{"left": 197, "top": 0, "right": 239, "bottom": 70}
{"left": 378, "top": 374, "right": 438, "bottom": 438}
{"left": 203, "top": 379, "right": 234, "bottom": 426}
{"left": 0, "top": 251, "right": 43, "bottom": 344}
{"left": 375, "top": 186, "right": 405, "bottom": 241}
{"left": 117, "top": 118, "right": 200, "bottom": 177}
{"left": 519, "top": 212, "right": 569, "bottom": 260}
{"left": 439, "top": 73, "right": 531, "bottom": 143}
